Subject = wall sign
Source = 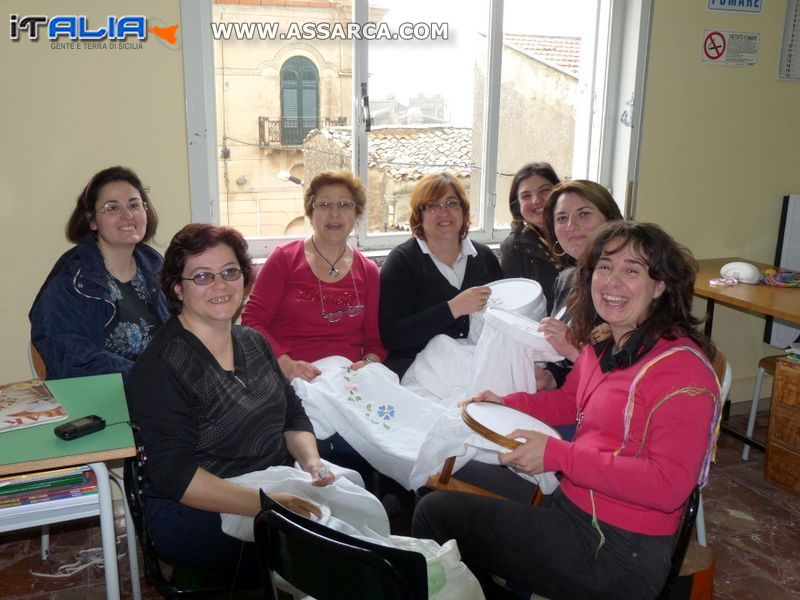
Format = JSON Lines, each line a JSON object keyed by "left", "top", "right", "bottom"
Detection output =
{"left": 701, "top": 30, "right": 759, "bottom": 66}
{"left": 708, "top": 0, "right": 763, "bottom": 13}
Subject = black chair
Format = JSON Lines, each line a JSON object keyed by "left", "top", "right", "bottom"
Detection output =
{"left": 658, "top": 485, "right": 701, "bottom": 600}
{"left": 123, "top": 447, "right": 252, "bottom": 598}
{"left": 254, "top": 491, "right": 428, "bottom": 600}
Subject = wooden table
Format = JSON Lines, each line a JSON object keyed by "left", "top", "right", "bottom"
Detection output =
{"left": 0, "top": 374, "right": 138, "bottom": 600}
{"left": 694, "top": 257, "right": 800, "bottom": 451}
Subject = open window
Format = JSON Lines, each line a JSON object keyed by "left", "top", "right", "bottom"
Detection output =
{"left": 182, "top": 0, "right": 652, "bottom": 257}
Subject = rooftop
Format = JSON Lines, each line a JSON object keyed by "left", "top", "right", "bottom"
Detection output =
{"left": 306, "top": 126, "right": 472, "bottom": 182}
{"left": 503, "top": 33, "right": 582, "bottom": 78}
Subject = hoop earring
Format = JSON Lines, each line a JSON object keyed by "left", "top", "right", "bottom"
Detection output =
{"left": 554, "top": 241, "right": 567, "bottom": 257}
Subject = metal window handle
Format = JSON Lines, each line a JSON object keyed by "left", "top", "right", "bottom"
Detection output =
{"left": 361, "top": 82, "right": 371, "bottom": 132}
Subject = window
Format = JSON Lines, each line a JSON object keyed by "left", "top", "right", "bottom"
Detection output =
{"left": 280, "top": 56, "right": 319, "bottom": 145}
{"left": 182, "top": 0, "right": 651, "bottom": 256}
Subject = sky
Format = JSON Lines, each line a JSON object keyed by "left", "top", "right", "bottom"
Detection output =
{"left": 368, "top": 0, "right": 595, "bottom": 125}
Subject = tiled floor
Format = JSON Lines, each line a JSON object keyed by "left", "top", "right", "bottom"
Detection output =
{"left": 1, "top": 412, "right": 798, "bottom": 599}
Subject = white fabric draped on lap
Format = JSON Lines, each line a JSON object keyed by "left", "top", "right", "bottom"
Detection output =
{"left": 290, "top": 309, "right": 564, "bottom": 491}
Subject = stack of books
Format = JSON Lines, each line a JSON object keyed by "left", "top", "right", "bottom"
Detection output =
{"left": 0, "top": 466, "right": 97, "bottom": 508}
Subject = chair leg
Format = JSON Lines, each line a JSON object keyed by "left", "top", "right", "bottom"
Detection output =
{"left": 110, "top": 473, "right": 142, "bottom": 600}
{"left": 743, "top": 367, "right": 766, "bottom": 461}
{"left": 40, "top": 525, "right": 50, "bottom": 561}
{"left": 696, "top": 493, "right": 707, "bottom": 547}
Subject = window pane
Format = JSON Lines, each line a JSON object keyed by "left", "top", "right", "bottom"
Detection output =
{"left": 494, "top": 0, "right": 596, "bottom": 228}
{"left": 361, "top": 0, "right": 489, "bottom": 234}
{"left": 213, "top": 3, "right": 352, "bottom": 238}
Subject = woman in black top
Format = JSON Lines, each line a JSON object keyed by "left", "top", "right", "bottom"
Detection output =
{"left": 499, "top": 162, "right": 561, "bottom": 312}
{"left": 127, "top": 224, "right": 332, "bottom": 584}
{"left": 379, "top": 172, "right": 502, "bottom": 374}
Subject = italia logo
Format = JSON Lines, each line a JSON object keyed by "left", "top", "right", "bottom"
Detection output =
{"left": 9, "top": 14, "right": 179, "bottom": 45}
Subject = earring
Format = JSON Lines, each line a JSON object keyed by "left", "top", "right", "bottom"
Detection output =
{"left": 553, "top": 241, "right": 567, "bottom": 257}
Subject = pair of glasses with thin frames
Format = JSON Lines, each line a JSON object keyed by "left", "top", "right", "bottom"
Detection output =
{"left": 96, "top": 200, "right": 148, "bottom": 216}
{"left": 181, "top": 268, "right": 243, "bottom": 286}
{"left": 318, "top": 268, "right": 364, "bottom": 322}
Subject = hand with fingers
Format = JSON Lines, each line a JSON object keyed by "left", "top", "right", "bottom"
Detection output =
{"left": 537, "top": 317, "right": 580, "bottom": 362}
{"left": 303, "top": 461, "right": 336, "bottom": 487}
{"left": 534, "top": 365, "right": 557, "bottom": 391}
{"left": 459, "top": 389, "right": 505, "bottom": 408}
{"left": 497, "top": 429, "right": 551, "bottom": 474}
{"left": 269, "top": 492, "right": 323, "bottom": 519}
{"left": 277, "top": 355, "right": 322, "bottom": 382}
{"left": 447, "top": 285, "right": 492, "bottom": 318}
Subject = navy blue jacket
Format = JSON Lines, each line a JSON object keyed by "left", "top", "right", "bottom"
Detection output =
{"left": 29, "top": 233, "right": 169, "bottom": 382}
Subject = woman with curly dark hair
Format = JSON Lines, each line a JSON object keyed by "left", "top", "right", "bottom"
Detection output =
{"left": 414, "top": 221, "right": 721, "bottom": 600}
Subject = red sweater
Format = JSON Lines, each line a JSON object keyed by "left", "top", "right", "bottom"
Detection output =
{"left": 504, "top": 336, "right": 718, "bottom": 536}
{"left": 242, "top": 240, "right": 387, "bottom": 364}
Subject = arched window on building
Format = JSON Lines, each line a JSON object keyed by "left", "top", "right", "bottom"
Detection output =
{"left": 280, "top": 56, "right": 319, "bottom": 146}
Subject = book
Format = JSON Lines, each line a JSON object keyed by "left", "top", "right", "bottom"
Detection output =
{"left": 0, "top": 469, "right": 97, "bottom": 508}
{"left": 0, "top": 378, "right": 68, "bottom": 433}
{"left": 0, "top": 465, "right": 92, "bottom": 497}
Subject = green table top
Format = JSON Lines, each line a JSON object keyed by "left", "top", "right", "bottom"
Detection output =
{"left": 0, "top": 373, "right": 135, "bottom": 476}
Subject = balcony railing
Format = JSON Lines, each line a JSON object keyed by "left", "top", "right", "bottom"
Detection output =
{"left": 258, "top": 116, "right": 348, "bottom": 148}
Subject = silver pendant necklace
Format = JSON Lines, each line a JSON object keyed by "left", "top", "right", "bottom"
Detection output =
{"left": 311, "top": 236, "right": 347, "bottom": 277}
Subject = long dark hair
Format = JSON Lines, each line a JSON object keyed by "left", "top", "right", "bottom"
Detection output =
{"left": 509, "top": 162, "right": 560, "bottom": 234}
{"left": 568, "top": 220, "right": 716, "bottom": 359}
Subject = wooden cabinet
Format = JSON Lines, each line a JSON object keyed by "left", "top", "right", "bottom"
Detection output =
{"left": 765, "top": 357, "right": 800, "bottom": 495}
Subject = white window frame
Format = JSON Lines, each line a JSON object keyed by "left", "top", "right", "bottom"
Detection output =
{"left": 182, "top": 0, "right": 653, "bottom": 257}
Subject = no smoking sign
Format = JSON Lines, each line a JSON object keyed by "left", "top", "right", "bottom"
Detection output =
{"left": 701, "top": 29, "right": 759, "bottom": 66}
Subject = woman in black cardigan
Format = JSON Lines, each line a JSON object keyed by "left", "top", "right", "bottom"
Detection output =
{"left": 379, "top": 172, "right": 502, "bottom": 375}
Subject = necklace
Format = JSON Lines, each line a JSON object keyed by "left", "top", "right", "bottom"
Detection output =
{"left": 104, "top": 255, "right": 136, "bottom": 281}
{"left": 311, "top": 236, "right": 347, "bottom": 277}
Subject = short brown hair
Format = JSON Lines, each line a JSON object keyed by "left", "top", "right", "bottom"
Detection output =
{"left": 408, "top": 172, "right": 471, "bottom": 241}
{"left": 65, "top": 166, "right": 158, "bottom": 244}
{"left": 303, "top": 171, "right": 366, "bottom": 218}
{"left": 160, "top": 224, "right": 254, "bottom": 316}
{"left": 543, "top": 180, "right": 622, "bottom": 267}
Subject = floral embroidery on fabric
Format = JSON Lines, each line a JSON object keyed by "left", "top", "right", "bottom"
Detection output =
{"left": 106, "top": 269, "right": 149, "bottom": 301}
{"left": 105, "top": 318, "right": 155, "bottom": 360}
{"left": 343, "top": 368, "right": 393, "bottom": 430}
{"left": 106, "top": 275, "right": 123, "bottom": 301}
{"left": 131, "top": 269, "right": 149, "bottom": 301}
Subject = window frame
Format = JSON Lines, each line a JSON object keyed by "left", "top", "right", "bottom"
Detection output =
{"left": 181, "top": 0, "right": 653, "bottom": 257}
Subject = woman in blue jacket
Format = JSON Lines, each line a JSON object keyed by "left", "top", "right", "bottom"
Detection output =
{"left": 29, "top": 166, "right": 169, "bottom": 382}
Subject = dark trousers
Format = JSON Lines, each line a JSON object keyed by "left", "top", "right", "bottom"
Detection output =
{"left": 412, "top": 489, "right": 673, "bottom": 600}
{"left": 145, "top": 496, "right": 261, "bottom": 586}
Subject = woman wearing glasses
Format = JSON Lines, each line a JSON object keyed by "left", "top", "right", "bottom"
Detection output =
{"left": 127, "top": 224, "right": 329, "bottom": 585}
{"left": 242, "top": 170, "right": 386, "bottom": 382}
{"left": 379, "top": 171, "right": 502, "bottom": 375}
{"left": 29, "top": 166, "right": 169, "bottom": 382}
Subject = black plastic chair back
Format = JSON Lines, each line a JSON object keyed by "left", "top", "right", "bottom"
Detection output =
{"left": 123, "top": 450, "right": 246, "bottom": 598}
{"left": 658, "top": 486, "right": 701, "bottom": 599}
{"left": 254, "top": 491, "right": 427, "bottom": 600}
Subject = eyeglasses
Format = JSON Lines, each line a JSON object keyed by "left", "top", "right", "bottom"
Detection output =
{"left": 322, "top": 305, "right": 365, "bottom": 323}
{"left": 312, "top": 200, "right": 357, "bottom": 212}
{"left": 422, "top": 199, "right": 461, "bottom": 213}
{"left": 96, "top": 200, "right": 148, "bottom": 216}
{"left": 181, "top": 268, "right": 243, "bottom": 286}
{"left": 317, "top": 268, "right": 364, "bottom": 323}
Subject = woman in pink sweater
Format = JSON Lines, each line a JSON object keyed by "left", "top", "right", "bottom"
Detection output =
{"left": 413, "top": 221, "right": 721, "bottom": 599}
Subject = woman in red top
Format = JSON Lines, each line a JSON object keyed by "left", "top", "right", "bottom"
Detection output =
{"left": 242, "top": 171, "right": 387, "bottom": 381}
{"left": 413, "top": 221, "right": 721, "bottom": 599}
